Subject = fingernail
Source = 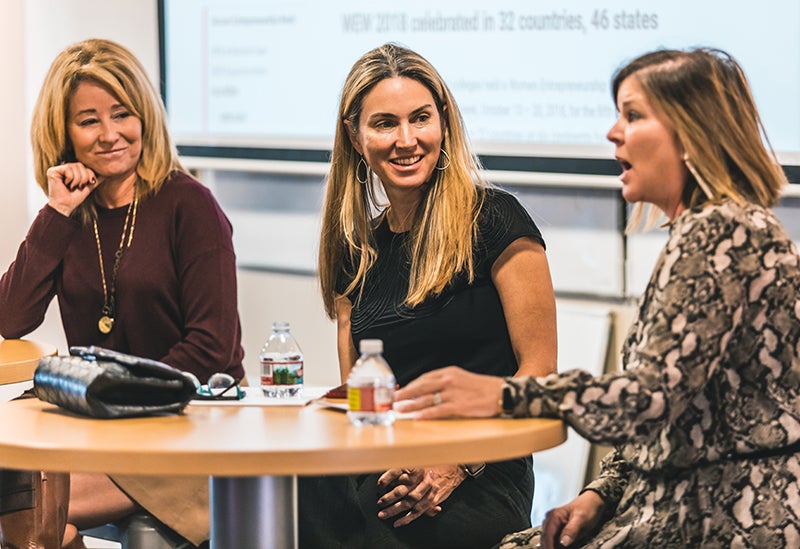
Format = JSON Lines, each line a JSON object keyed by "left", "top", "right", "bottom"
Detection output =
{"left": 560, "top": 535, "right": 573, "bottom": 546}
{"left": 378, "top": 512, "right": 386, "bottom": 519}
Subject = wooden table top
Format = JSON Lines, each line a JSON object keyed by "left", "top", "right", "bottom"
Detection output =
{"left": 0, "top": 339, "right": 58, "bottom": 385}
{"left": 0, "top": 398, "right": 566, "bottom": 477}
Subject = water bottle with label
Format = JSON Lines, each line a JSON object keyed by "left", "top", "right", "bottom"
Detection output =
{"left": 347, "top": 339, "right": 396, "bottom": 426}
{"left": 259, "top": 321, "right": 304, "bottom": 397}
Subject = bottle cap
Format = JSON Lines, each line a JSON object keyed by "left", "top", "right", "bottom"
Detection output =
{"left": 272, "top": 320, "right": 290, "bottom": 331}
{"left": 359, "top": 339, "right": 383, "bottom": 354}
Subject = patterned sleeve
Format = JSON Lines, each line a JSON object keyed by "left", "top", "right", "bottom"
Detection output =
{"left": 504, "top": 203, "right": 797, "bottom": 448}
{"left": 581, "top": 448, "right": 631, "bottom": 517}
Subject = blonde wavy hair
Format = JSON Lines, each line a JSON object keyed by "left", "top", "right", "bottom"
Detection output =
{"left": 30, "top": 38, "right": 184, "bottom": 224}
{"left": 318, "top": 43, "right": 487, "bottom": 319}
{"left": 612, "top": 48, "right": 787, "bottom": 232}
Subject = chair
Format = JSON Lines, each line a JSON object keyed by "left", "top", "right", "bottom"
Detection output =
{"left": 0, "top": 339, "right": 62, "bottom": 548}
{"left": 531, "top": 304, "right": 612, "bottom": 525}
{"left": 81, "top": 512, "right": 199, "bottom": 549}
{"left": 0, "top": 338, "right": 57, "bottom": 401}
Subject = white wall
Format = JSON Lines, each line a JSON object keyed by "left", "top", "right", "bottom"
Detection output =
{"left": 237, "top": 270, "right": 338, "bottom": 387}
{"left": 0, "top": 0, "right": 27, "bottom": 269}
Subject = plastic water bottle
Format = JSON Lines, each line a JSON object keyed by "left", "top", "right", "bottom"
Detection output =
{"left": 347, "top": 339, "right": 396, "bottom": 426}
{"left": 260, "top": 321, "right": 304, "bottom": 397}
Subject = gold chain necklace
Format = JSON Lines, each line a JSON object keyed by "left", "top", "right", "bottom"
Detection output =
{"left": 93, "top": 196, "right": 138, "bottom": 334}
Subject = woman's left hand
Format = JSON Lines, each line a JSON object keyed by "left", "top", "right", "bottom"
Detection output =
{"left": 376, "top": 465, "right": 466, "bottom": 527}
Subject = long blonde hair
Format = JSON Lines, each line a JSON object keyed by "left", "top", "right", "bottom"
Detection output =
{"left": 612, "top": 48, "right": 786, "bottom": 231}
{"left": 30, "top": 38, "right": 184, "bottom": 224}
{"left": 318, "top": 43, "right": 486, "bottom": 319}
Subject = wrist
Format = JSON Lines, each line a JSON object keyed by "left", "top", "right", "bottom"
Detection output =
{"left": 497, "top": 378, "right": 515, "bottom": 418}
{"left": 578, "top": 488, "right": 611, "bottom": 519}
{"left": 47, "top": 201, "right": 75, "bottom": 218}
{"left": 460, "top": 462, "right": 486, "bottom": 479}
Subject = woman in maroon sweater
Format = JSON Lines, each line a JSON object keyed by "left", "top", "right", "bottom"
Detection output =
{"left": 0, "top": 39, "right": 243, "bottom": 548}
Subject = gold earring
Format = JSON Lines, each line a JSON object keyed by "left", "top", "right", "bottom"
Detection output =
{"left": 683, "top": 154, "right": 713, "bottom": 199}
{"left": 356, "top": 156, "right": 369, "bottom": 184}
{"left": 434, "top": 149, "right": 451, "bottom": 171}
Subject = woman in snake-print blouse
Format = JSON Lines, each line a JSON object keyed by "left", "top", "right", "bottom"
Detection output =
{"left": 395, "top": 48, "right": 800, "bottom": 548}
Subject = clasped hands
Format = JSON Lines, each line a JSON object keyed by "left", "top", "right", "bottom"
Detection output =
{"left": 375, "top": 465, "right": 466, "bottom": 527}
{"left": 376, "top": 468, "right": 606, "bottom": 543}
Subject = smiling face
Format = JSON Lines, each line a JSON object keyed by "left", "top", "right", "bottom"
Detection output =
{"left": 346, "top": 76, "right": 444, "bottom": 202}
{"left": 67, "top": 80, "right": 142, "bottom": 188}
{"left": 607, "top": 75, "right": 689, "bottom": 220}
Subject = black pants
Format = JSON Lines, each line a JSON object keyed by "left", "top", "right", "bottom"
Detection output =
{"left": 299, "top": 457, "right": 534, "bottom": 549}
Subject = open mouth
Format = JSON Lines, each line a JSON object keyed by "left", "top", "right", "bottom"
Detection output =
{"left": 615, "top": 157, "right": 632, "bottom": 172}
{"left": 391, "top": 155, "right": 422, "bottom": 166}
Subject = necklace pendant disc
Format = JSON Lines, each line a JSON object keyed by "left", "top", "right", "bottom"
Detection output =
{"left": 98, "top": 315, "right": 114, "bottom": 334}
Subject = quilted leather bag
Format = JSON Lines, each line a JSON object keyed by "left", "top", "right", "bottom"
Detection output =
{"left": 33, "top": 346, "right": 197, "bottom": 419}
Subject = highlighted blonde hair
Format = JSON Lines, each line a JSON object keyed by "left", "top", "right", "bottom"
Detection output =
{"left": 612, "top": 48, "right": 786, "bottom": 232}
{"left": 318, "top": 43, "right": 486, "bottom": 318}
{"left": 31, "top": 38, "right": 184, "bottom": 223}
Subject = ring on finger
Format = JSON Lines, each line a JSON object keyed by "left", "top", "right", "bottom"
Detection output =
{"left": 432, "top": 392, "right": 443, "bottom": 406}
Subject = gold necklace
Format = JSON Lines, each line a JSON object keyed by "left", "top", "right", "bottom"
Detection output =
{"left": 93, "top": 196, "right": 138, "bottom": 334}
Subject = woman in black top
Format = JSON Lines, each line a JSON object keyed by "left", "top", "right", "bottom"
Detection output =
{"left": 304, "top": 43, "right": 557, "bottom": 548}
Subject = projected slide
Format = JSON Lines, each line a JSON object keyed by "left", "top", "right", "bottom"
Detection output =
{"left": 163, "top": 0, "right": 800, "bottom": 159}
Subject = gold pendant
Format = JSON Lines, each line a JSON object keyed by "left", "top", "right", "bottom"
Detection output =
{"left": 98, "top": 315, "right": 114, "bottom": 334}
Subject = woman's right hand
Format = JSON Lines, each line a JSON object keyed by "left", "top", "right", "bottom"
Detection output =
{"left": 393, "top": 366, "right": 505, "bottom": 419}
{"left": 46, "top": 162, "right": 100, "bottom": 217}
{"left": 540, "top": 490, "right": 606, "bottom": 548}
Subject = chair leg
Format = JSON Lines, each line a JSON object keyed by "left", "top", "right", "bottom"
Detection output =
{"left": 119, "top": 513, "right": 192, "bottom": 549}
{"left": 81, "top": 512, "right": 194, "bottom": 549}
{"left": 0, "top": 470, "right": 69, "bottom": 549}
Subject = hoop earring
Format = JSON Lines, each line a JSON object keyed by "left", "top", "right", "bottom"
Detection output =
{"left": 683, "top": 154, "right": 713, "bottom": 199}
{"left": 435, "top": 149, "right": 451, "bottom": 171}
{"left": 356, "top": 156, "right": 369, "bottom": 184}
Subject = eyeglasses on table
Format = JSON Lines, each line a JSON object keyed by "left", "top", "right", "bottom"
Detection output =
{"left": 193, "top": 372, "right": 244, "bottom": 401}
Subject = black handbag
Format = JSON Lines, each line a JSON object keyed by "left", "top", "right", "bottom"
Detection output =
{"left": 33, "top": 346, "right": 197, "bottom": 419}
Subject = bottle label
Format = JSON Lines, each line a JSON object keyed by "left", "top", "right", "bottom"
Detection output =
{"left": 260, "top": 360, "right": 303, "bottom": 386}
{"left": 348, "top": 385, "right": 392, "bottom": 413}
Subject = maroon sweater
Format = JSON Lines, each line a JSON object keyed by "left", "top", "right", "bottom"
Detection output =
{"left": 0, "top": 171, "right": 244, "bottom": 383}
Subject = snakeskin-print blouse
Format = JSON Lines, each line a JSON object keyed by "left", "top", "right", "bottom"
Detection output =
{"left": 503, "top": 199, "right": 800, "bottom": 547}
